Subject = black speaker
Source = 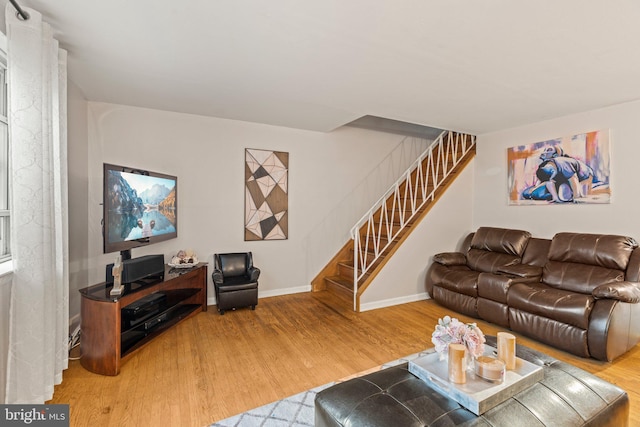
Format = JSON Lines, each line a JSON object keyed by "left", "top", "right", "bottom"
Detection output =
{"left": 106, "top": 254, "right": 165, "bottom": 284}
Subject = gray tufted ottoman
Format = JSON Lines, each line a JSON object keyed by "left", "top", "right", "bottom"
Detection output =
{"left": 315, "top": 337, "right": 629, "bottom": 426}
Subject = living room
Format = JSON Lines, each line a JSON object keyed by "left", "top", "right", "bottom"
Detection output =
{"left": 2, "top": 1, "right": 640, "bottom": 426}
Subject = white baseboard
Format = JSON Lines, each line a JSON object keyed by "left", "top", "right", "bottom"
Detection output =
{"left": 206, "top": 288, "right": 429, "bottom": 311}
{"left": 259, "top": 285, "right": 311, "bottom": 298}
{"left": 359, "top": 292, "right": 431, "bottom": 312}
{"left": 206, "top": 285, "right": 312, "bottom": 307}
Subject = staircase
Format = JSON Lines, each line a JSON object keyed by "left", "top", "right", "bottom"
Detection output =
{"left": 311, "top": 131, "right": 476, "bottom": 311}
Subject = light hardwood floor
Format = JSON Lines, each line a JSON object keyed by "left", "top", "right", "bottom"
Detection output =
{"left": 50, "top": 292, "right": 640, "bottom": 426}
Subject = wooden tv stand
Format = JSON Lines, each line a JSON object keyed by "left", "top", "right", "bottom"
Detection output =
{"left": 79, "top": 263, "right": 208, "bottom": 375}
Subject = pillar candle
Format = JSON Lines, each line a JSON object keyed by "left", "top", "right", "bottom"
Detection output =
{"left": 497, "top": 332, "right": 517, "bottom": 370}
{"left": 448, "top": 343, "right": 467, "bottom": 384}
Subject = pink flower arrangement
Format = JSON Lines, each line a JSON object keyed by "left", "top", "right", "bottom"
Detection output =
{"left": 431, "top": 315, "right": 486, "bottom": 360}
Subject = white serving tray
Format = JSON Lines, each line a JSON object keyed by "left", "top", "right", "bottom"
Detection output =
{"left": 408, "top": 345, "right": 543, "bottom": 415}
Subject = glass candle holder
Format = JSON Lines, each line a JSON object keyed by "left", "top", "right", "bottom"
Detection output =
{"left": 474, "top": 355, "right": 505, "bottom": 383}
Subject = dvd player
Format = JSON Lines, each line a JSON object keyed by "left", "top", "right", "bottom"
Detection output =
{"left": 122, "top": 293, "right": 167, "bottom": 329}
{"left": 123, "top": 293, "right": 165, "bottom": 314}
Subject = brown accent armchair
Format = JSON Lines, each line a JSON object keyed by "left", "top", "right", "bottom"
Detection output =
{"left": 212, "top": 252, "right": 260, "bottom": 315}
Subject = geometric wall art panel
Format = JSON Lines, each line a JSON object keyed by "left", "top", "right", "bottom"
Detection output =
{"left": 245, "top": 148, "right": 289, "bottom": 240}
{"left": 507, "top": 129, "right": 611, "bottom": 205}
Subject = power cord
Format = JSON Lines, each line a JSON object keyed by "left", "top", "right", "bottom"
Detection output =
{"left": 68, "top": 325, "right": 82, "bottom": 361}
{"left": 68, "top": 342, "right": 82, "bottom": 361}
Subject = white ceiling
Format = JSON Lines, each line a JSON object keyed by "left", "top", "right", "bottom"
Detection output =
{"left": 4, "top": 0, "right": 640, "bottom": 134}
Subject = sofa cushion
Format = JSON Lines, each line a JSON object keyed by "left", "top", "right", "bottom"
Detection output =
{"left": 625, "top": 248, "right": 640, "bottom": 282}
{"left": 477, "top": 269, "right": 542, "bottom": 303}
{"left": 470, "top": 227, "right": 531, "bottom": 256}
{"left": 216, "top": 278, "right": 258, "bottom": 292}
{"left": 477, "top": 298, "right": 510, "bottom": 328}
{"left": 543, "top": 261, "right": 625, "bottom": 294}
{"left": 509, "top": 308, "right": 590, "bottom": 358}
{"left": 549, "top": 233, "right": 637, "bottom": 271}
{"left": 508, "top": 282, "right": 594, "bottom": 329}
{"left": 477, "top": 272, "right": 516, "bottom": 303}
{"left": 432, "top": 287, "right": 478, "bottom": 318}
{"left": 439, "top": 270, "right": 479, "bottom": 297}
{"left": 521, "top": 237, "right": 552, "bottom": 267}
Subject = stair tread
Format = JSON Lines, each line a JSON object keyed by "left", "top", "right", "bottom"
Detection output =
{"left": 326, "top": 276, "right": 353, "bottom": 288}
{"left": 325, "top": 277, "right": 357, "bottom": 300}
{"left": 357, "top": 226, "right": 412, "bottom": 242}
{"left": 326, "top": 275, "right": 368, "bottom": 293}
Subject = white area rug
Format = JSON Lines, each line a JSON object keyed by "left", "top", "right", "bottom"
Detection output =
{"left": 210, "top": 349, "right": 432, "bottom": 427}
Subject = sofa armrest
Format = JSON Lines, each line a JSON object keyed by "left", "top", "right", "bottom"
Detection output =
{"left": 248, "top": 266, "right": 261, "bottom": 282}
{"left": 497, "top": 264, "right": 542, "bottom": 279}
{"left": 433, "top": 252, "right": 467, "bottom": 266}
{"left": 593, "top": 281, "right": 640, "bottom": 303}
{"left": 212, "top": 269, "right": 224, "bottom": 285}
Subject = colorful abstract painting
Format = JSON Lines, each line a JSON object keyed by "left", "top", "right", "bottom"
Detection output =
{"left": 507, "top": 130, "right": 610, "bottom": 205}
{"left": 245, "top": 148, "right": 289, "bottom": 240}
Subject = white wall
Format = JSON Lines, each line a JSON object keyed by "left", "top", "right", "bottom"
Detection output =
{"left": 473, "top": 99, "right": 640, "bottom": 238}
{"left": 67, "top": 81, "right": 89, "bottom": 323}
{"left": 303, "top": 136, "right": 432, "bottom": 284}
{"left": 85, "top": 102, "right": 415, "bottom": 303}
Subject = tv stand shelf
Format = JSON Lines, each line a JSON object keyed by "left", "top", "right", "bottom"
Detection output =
{"left": 79, "top": 263, "right": 208, "bottom": 375}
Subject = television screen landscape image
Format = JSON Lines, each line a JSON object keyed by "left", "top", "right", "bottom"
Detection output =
{"left": 103, "top": 163, "right": 177, "bottom": 256}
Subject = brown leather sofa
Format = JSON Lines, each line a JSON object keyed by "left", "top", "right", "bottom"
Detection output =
{"left": 425, "top": 227, "right": 640, "bottom": 361}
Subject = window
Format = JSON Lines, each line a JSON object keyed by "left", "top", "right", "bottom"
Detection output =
{"left": 0, "top": 34, "right": 10, "bottom": 262}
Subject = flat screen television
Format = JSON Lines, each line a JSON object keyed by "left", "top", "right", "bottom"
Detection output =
{"left": 103, "top": 163, "right": 177, "bottom": 260}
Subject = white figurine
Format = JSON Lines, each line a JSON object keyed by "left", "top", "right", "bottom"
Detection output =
{"left": 110, "top": 255, "right": 124, "bottom": 296}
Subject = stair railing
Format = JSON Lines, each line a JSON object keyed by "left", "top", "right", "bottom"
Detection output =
{"left": 304, "top": 136, "right": 433, "bottom": 285}
{"left": 349, "top": 131, "right": 476, "bottom": 309}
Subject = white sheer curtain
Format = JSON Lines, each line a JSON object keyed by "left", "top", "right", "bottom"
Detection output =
{"left": 4, "top": 5, "right": 69, "bottom": 404}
